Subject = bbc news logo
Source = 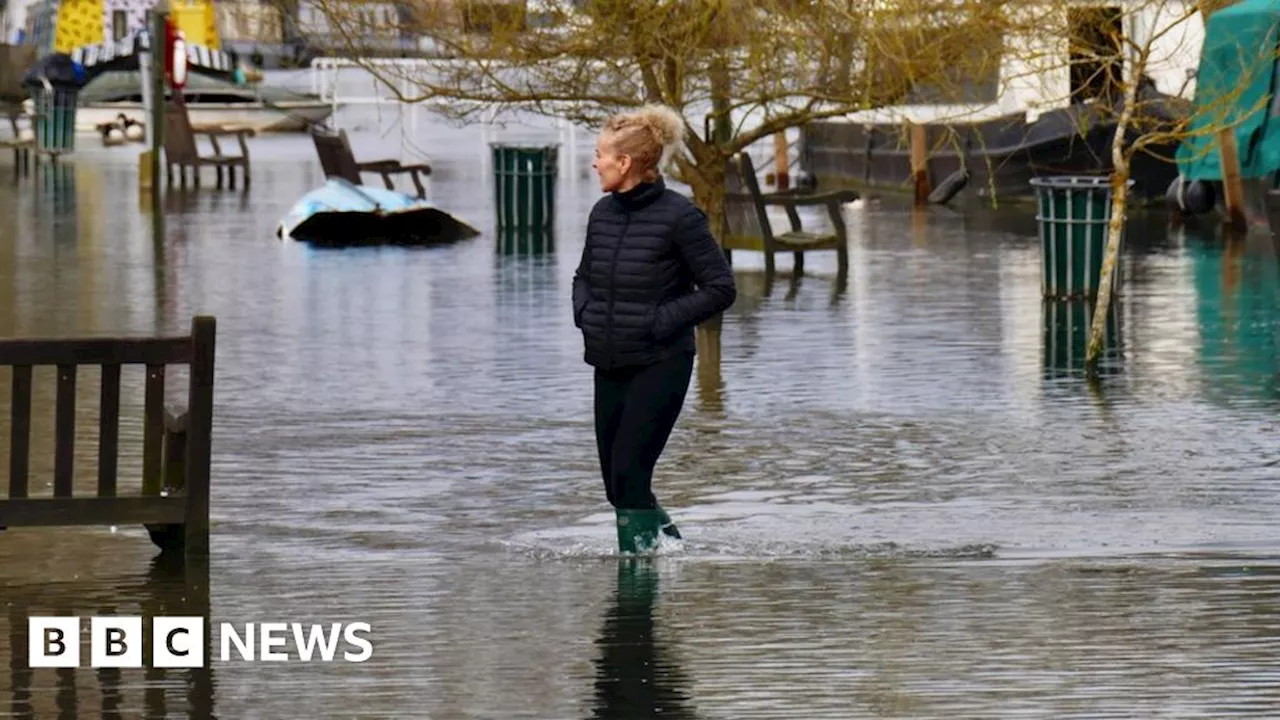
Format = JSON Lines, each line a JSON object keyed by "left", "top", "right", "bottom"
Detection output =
{"left": 28, "top": 617, "right": 373, "bottom": 668}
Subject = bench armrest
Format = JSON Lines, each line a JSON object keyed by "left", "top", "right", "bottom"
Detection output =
{"left": 358, "top": 160, "right": 432, "bottom": 175}
{"left": 359, "top": 161, "right": 432, "bottom": 198}
{"left": 759, "top": 189, "right": 858, "bottom": 208}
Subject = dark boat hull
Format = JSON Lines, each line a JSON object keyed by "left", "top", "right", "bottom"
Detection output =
{"left": 801, "top": 102, "right": 1182, "bottom": 207}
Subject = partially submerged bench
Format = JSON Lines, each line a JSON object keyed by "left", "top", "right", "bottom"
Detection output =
{"left": 165, "top": 100, "right": 254, "bottom": 189}
{"left": 723, "top": 151, "right": 857, "bottom": 277}
{"left": 0, "top": 106, "right": 33, "bottom": 174}
{"left": 312, "top": 126, "right": 432, "bottom": 198}
{"left": 0, "top": 316, "right": 215, "bottom": 565}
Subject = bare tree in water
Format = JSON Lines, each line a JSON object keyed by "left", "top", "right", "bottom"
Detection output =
{"left": 997, "top": 0, "right": 1272, "bottom": 373}
{"left": 303, "top": 0, "right": 1012, "bottom": 373}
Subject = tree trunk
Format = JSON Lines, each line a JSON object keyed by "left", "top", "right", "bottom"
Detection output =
{"left": 687, "top": 160, "right": 729, "bottom": 378}
{"left": 1085, "top": 165, "right": 1127, "bottom": 372}
{"left": 691, "top": 55, "right": 733, "bottom": 380}
{"left": 1085, "top": 58, "right": 1142, "bottom": 372}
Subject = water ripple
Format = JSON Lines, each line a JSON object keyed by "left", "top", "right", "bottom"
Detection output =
{"left": 0, "top": 93, "right": 1278, "bottom": 717}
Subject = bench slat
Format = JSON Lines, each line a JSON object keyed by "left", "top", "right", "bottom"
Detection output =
{"left": 142, "top": 365, "right": 165, "bottom": 497}
{"left": 0, "top": 496, "right": 187, "bottom": 526}
{"left": 54, "top": 364, "right": 76, "bottom": 498}
{"left": 776, "top": 230, "right": 837, "bottom": 247}
{"left": 98, "top": 363, "right": 121, "bottom": 497}
{"left": 0, "top": 337, "right": 192, "bottom": 366}
{"left": 8, "top": 365, "right": 30, "bottom": 498}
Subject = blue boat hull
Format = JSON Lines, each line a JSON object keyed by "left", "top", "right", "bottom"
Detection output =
{"left": 278, "top": 179, "right": 480, "bottom": 247}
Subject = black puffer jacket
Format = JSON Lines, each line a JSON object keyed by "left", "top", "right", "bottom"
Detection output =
{"left": 573, "top": 177, "right": 737, "bottom": 370}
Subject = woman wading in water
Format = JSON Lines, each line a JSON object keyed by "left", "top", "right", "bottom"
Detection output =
{"left": 572, "top": 105, "right": 737, "bottom": 553}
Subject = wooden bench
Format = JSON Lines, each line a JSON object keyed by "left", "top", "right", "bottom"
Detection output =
{"left": 312, "top": 126, "right": 432, "bottom": 198}
{"left": 0, "top": 106, "right": 33, "bottom": 175}
{"left": 723, "top": 151, "right": 857, "bottom": 277}
{"left": 164, "top": 99, "right": 254, "bottom": 189}
{"left": 0, "top": 316, "right": 215, "bottom": 566}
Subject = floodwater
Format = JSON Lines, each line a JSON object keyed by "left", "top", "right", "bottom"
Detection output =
{"left": 1, "top": 69, "right": 1280, "bottom": 718}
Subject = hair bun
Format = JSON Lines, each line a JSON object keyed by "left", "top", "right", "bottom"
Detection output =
{"left": 635, "top": 104, "right": 686, "bottom": 166}
{"left": 601, "top": 103, "right": 688, "bottom": 178}
{"left": 636, "top": 104, "right": 684, "bottom": 146}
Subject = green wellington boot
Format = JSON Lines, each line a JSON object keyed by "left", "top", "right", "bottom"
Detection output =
{"left": 655, "top": 504, "right": 681, "bottom": 539}
{"left": 615, "top": 508, "right": 663, "bottom": 554}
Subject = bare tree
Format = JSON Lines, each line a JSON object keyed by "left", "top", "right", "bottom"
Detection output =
{"left": 304, "top": 0, "right": 1015, "bottom": 367}
{"left": 312, "top": 0, "right": 1013, "bottom": 219}
{"left": 995, "top": 0, "right": 1273, "bottom": 372}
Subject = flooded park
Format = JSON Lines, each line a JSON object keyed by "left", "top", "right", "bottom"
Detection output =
{"left": 1, "top": 68, "right": 1280, "bottom": 718}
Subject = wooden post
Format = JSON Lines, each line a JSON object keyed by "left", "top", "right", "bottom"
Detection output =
{"left": 1218, "top": 127, "right": 1247, "bottom": 233}
{"left": 910, "top": 122, "right": 930, "bottom": 208}
{"left": 163, "top": 410, "right": 188, "bottom": 493}
{"left": 149, "top": 7, "right": 168, "bottom": 207}
{"left": 184, "top": 315, "right": 216, "bottom": 561}
{"left": 773, "top": 132, "right": 789, "bottom": 191}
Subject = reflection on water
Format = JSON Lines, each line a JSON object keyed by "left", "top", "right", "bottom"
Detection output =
{"left": 1188, "top": 231, "right": 1280, "bottom": 403}
{"left": 1042, "top": 297, "right": 1123, "bottom": 378}
{"left": 591, "top": 560, "right": 695, "bottom": 720}
{"left": 0, "top": 90, "right": 1279, "bottom": 716}
{"left": 2, "top": 552, "right": 213, "bottom": 719}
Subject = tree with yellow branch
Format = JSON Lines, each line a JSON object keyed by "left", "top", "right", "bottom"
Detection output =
{"left": 296, "top": 0, "right": 1017, "bottom": 368}
{"left": 1072, "top": 0, "right": 1276, "bottom": 372}
{"left": 985, "top": 0, "right": 1279, "bottom": 373}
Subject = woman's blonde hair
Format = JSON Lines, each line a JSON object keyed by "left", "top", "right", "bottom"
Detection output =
{"left": 601, "top": 104, "right": 687, "bottom": 182}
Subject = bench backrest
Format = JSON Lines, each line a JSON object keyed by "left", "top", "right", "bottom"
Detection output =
{"left": 312, "top": 128, "right": 363, "bottom": 185}
{"left": 725, "top": 152, "right": 773, "bottom": 243}
{"left": 164, "top": 100, "right": 200, "bottom": 164}
{"left": 0, "top": 316, "right": 215, "bottom": 508}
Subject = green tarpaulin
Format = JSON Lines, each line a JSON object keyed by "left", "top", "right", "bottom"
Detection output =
{"left": 1176, "top": 0, "right": 1280, "bottom": 180}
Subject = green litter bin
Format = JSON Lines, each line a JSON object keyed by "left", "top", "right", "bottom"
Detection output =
{"left": 497, "top": 225, "right": 555, "bottom": 255}
{"left": 492, "top": 143, "right": 558, "bottom": 232}
{"left": 31, "top": 84, "right": 78, "bottom": 156}
{"left": 1030, "top": 176, "right": 1132, "bottom": 300}
{"left": 1042, "top": 298, "right": 1122, "bottom": 375}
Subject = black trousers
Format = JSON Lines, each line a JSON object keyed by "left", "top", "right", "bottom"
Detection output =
{"left": 593, "top": 352, "right": 694, "bottom": 509}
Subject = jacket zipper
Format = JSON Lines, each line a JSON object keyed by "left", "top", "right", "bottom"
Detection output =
{"left": 605, "top": 213, "right": 630, "bottom": 362}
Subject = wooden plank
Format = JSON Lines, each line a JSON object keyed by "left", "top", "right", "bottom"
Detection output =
{"left": 53, "top": 364, "right": 76, "bottom": 498}
{"left": 141, "top": 364, "right": 165, "bottom": 497}
{"left": 0, "top": 337, "right": 192, "bottom": 367}
{"left": 0, "top": 496, "right": 187, "bottom": 527}
{"left": 721, "top": 233, "right": 765, "bottom": 252}
{"left": 98, "top": 363, "right": 121, "bottom": 497}
{"left": 9, "top": 365, "right": 31, "bottom": 498}
{"left": 773, "top": 132, "right": 790, "bottom": 191}
{"left": 910, "top": 122, "right": 930, "bottom": 208}
{"left": 1218, "top": 127, "right": 1248, "bottom": 233}
{"left": 184, "top": 316, "right": 216, "bottom": 559}
{"left": 164, "top": 409, "right": 188, "bottom": 493}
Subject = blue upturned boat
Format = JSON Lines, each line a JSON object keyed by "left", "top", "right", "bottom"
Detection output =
{"left": 277, "top": 178, "right": 480, "bottom": 247}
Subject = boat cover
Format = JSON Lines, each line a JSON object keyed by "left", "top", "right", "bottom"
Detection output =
{"left": 67, "top": 30, "right": 234, "bottom": 83}
{"left": 278, "top": 178, "right": 481, "bottom": 247}
{"left": 1177, "top": 0, "right": 1280, "bottom": 180}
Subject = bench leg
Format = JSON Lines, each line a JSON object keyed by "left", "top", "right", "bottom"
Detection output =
{"left": 216, "top": 166, "right": 224, "bottom": 189}
{"left": 794, "top": 252, "right": 804, "bottom": 277}
{"left": 837, "top": 244, "right": 849, "bottom": 277}
{"left": 764, "top": 246, "right": 776, "bottom": 276}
